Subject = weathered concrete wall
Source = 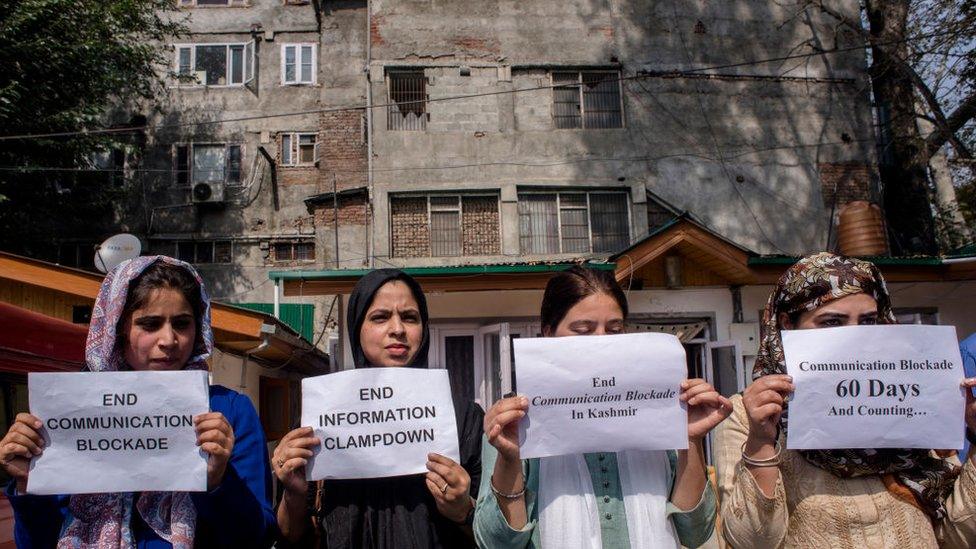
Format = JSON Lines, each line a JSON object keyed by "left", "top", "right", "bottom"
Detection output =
{"left": 369, "top": 0, "right": 876, "bottom": 260}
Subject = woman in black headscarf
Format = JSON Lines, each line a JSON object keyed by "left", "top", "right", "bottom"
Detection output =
{"left": 273, "top": 269, "right": 484, "bottom": 548}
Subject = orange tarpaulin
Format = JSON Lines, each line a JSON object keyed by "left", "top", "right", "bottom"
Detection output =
{"left": 0, "top": 301, "right": 86, "bottom": 373}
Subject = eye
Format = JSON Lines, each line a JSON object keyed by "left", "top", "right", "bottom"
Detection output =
{"left": 172, "top": 318, "right": 194, "bottom": 330}
{"left": 135, "top": 318, "right": 162, "bottom": 331}
{"left": 859, "top": 317, "right": 877, "bottom": 326}
{"left": 607, "top": 326, "right": 624, "bottom": 335}
{"left": 401, "top": 313, "right": 420, "bottom": 323}
{"left": 819, "top": 318, "right": 842, "bottom": 328}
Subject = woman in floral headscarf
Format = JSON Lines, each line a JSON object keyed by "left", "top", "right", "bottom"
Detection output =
{"left": 0, "top": 256, "right": 276, "bottom": 548}
{"left": 714, "top": 252, "right": 976, "bottom": 549}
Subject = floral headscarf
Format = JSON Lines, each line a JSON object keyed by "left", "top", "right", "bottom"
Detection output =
{"left": 754, "top": 252, "right": 960, "bottom": 520}
{"left": 60, "top": 256, "right": 212, "bottom": 548}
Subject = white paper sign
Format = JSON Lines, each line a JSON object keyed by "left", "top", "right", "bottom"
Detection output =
{"left": 27, "top": 370, "right": 209, "bottom": 495}
{"left": 783, "top": 325, "right": 965, "bottom": 450}
{"left": 302, "top": 368, "right": 460, "bottom": 480}
{"left": 516, "top": 333, "right": 689, "bottom": 459}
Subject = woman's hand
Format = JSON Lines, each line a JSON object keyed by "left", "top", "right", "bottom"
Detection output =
{"left": 425, "top": 453, "right": 472, "bottom": 523}
{"left": 680, "top": 379, "right": 733, "bottom": 441}
{"left": 272, "top": 427, "right": 321, "bottom": 496}
{"left": 484, "top": 396, "right": 527, "bottom": 463}
{"left": 195, "top": 412, "right": 235, "bottom": 490}
{"left": 742, "top": 374, "right": 794, "bottom": 446}
{"left": 0, "top": 413, "right": 44, "bottom": 493}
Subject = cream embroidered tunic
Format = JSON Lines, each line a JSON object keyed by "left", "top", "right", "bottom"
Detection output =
{"left": 714, "top": 395, "right": 976, "bottom": 549}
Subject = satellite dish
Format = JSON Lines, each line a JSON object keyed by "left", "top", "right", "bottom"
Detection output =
{"left": 94, "top": 233, "right": 142, "bottom": 274}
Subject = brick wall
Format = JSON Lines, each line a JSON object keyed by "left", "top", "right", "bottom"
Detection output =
{"left": 462, "top": 196, "right": 500, "bottom": 255}
{"left": 313, "top": 193, "right": 369, "bottom": 226}
{"left": 391, "top": 196, "right": 431, "bottom": 257}
{"left": 819, "top": 163, "right": 876, "bottom": 207}
{"left": 319, "top": 110, "right": 368, "bottom": 192}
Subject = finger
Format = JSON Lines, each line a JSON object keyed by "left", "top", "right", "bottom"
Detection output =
{"left": 751, "top": 403, "right": 783, "bottom": 422}
{"left": 279, "top": 447, "right": 315, "bottom": 461}
{"left": 280, "top": 457, "right": 308, "bottom": 475}
{"left": 752, "top": 378, "right": 795, "bottom": 395}
{"left": 2, "top": 442, "right": 32, "bottom": 461}
{"left": 962, "top": 378, "right": 976, "bottom": 388}
{"left": 15, "top": 413, "right": 42, "bottom": 430}
{"left": 426, "top": 470, "right": 449, "bottom": 494}
{"left": 681, "top": 382, "right": 717, "bottom": 402}
{"left": 201, "top": 441, "right": 230, "bottom": 458}
{"left": 688, "top": 391, "right": 725, "bottom": 408}
{"left": 193, "top": 412, "right": 224, "bottom": 424}
{"left": 194, "top": 418, "right": 231, "bottom": 434}
{"left": 282, "top": 436, "right": 322, "bottom": 450}
{"left": 426, "top": 460, "right": 458, "bottom": 484}
{"left": 490, "top": 410, "right": 526, "bottom": 430}
{"left": 680, "top": 378, "right": 708, "bottom": 390}
{"left": 9, "top": 423, "right": 44, "bottom": 448}
{"left": 488, "top": 397, "right": 529, "bottom": 419}
{"left": 196, "top": 430, "right": 230, "bottom": 447}
{"left": 426, "top": 453, "right": 458, "bottom": 467}
{"left": 425, "top": 477, "right": 447, "bottom": 503}
{"left": 279, "top": 426, "right": 315, "bottom": 443}
{"left": 718, "top": 395, "right": 733, "bottom": 411}
{"left": 5, "top": 433, "right": 42, "bottom": 456}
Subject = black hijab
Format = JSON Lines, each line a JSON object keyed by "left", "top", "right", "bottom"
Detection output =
{"left": 347, "top": 268, "right": 430, "bottom": 369}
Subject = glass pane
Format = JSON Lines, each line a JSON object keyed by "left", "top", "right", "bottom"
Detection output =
{"left": 178, "top": 47, "right": 192, "bottom": 75}
{"left": 227, "top": 145, "right": 241, "bottom": 183}
{"left": 552, "top": 72, "right": 581, "bottom": 129}
{"left": 229, "top": 45, "right": 244, "bottom": 84}
{"left": 430, "top": 211, "right": 460, "bottom": 257}
{"left": 176, "top": 146, "right": 190, "bottom": 185}
{"left": 196, "top": 242, "right": 214, "bottom": 264}
{"left": 589, "top": 193, "right": 629, "bottom": 252}
{"left": 445, "top": 336, "right": 476, "bottom": 403}
{"left": 710, "top": 346, "right": 739, "bottom": 398}
{"left": 485, "top": 333, "right": 502, "bottom": 404}
{"left": 301, "top": 45, "right": 313, "bottom": 82}
{"left": 582, "top": 72, "right": 622, "bottom": 129}
{"left": 214, "top": 241, "right": 232, "bottom": 263}
{"left": 245, "top": 41, "right": 253, "bottom": 82}
{"left": 298, "top": 142, "right": 315, "bottom": 164}
{"left": 518, "top": 194, "right": 558, "bottom": 254}
{"left": 281, "top": 134, "right": 292, "bottom": 165}
{"left": 295, "top": 242, "right": 314, "bottom": 261}
{"left": 284, "top": 46, "right": 296, "bottom": 82}
{"left": 192, "top": 144, "right": 225, "bottom": 183}
{"left": 430, "top": 195, "right": 459, "bottom": 210}
{"left": 274, "top": 243, "right": 293, "bottom": 261}
{"left": 195, "top": 45, "right": 227, "bottom": 85}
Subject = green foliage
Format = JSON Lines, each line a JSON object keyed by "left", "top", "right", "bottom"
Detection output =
{"left": 0, "top": 0, "right": 185, "bottom": 256}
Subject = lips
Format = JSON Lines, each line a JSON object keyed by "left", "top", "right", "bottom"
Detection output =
{"left": 385, "top": 344, "right": 409, "bottom": 357}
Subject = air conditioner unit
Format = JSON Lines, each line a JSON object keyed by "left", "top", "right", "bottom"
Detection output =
{"left": 191, "top": 181, "right": 225, "bottom": 204}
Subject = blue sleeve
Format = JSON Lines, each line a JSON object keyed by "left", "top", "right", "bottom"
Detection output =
{"left": 6, "top": 481, "right": 68, "bottom": 548}
{"left": 191, "top": 387, "right": 277, "bottom": 547}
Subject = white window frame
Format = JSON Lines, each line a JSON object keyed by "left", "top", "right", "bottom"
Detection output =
{"left": 281, "top": 43, "right": 317, "bottom": 85}
{"left": 519, "top": 190, "right": 631, "bottom": 254}
{"left": 173, "top": 42, "right": 255, "bottom": 87}
{"left": 280, "top": 132, "right": 319, "bottom": 166}
{"left": 173, "top": 142, "right": 244, "bottom": 186}
{"left": 549, "top": 70, "right": 625, "bottom": 129}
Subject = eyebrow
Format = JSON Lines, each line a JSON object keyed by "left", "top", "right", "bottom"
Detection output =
{"left": 134, "top": 313, "right": 194, "bottom": 321}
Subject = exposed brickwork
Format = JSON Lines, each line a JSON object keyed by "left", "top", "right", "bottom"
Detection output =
{"left": 275, "top": 131, "right": 320, "bottom": 187}
{"left": 319, "top": 110, "right": 368, "bottom": 192}
{"left": 370, "top": 14, "right": 386, "bottom": 46}
{"left": 461, "top": 196, "right": 500, "bottom": 255}
{"left": 451, "top": 36, "right": 501, "bottom": 55}
{"left": 313, "top": 194, "right": 369, "bottom": 226}
{"left": 819, "top": 163, "right": 876, "bottom": 207}
{"left": 391, "top": 196, "right": 431, "bottom": 257}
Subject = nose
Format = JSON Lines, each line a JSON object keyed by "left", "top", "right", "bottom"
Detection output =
{"left": 158, "top": 322, "right": 178, "bottom": 348}
{"left": 388, "top": 314, "right": 405, "bottom": 336}
{"left": 594, "top": 325, "right": 607, "bottom": 336}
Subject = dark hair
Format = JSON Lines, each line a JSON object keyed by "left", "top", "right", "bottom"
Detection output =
{"left": 540, "top": 265, "right": 628, "bottom": 335}
{"left": 117, "top": 261, "right": 204, "bottom": 345}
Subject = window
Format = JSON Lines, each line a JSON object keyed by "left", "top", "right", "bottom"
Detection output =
{"left": 168, "top": 240, "right": 233, "bottom": 264}
{"left": 173, "top": 144, "right": 243, "bottom": 185}
{"left": 281, "top": 44, "right": 316, "bottom": 85}
{"left": 390, "top": 195, "right": 500, "bottom": 257}
{"left": 552, "top": 71, "right": 622, "bottom": 129}
{"left": 518, "top": 192, "right": 630, "bottom": 254}
{"left": 281, "top": 132, "right": 318, "bottom": 166}
{"left": 387, "top": 71, "right": 428, "bottom": 131}
{"left": 893, "top": 308, "right": 939, "bottom": 325}
{"left": 273, "top": 241, "right": 316, "bottom": 263}
{"left": 175, "top": 42, "right": 254, "bottom": 86}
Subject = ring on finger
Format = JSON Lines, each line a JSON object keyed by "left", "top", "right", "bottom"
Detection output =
{"left": 440, "top": 482, "right": 449, "bottom": 494}
{"left": 277, "top": 458, "right": 285, "bottom": 468}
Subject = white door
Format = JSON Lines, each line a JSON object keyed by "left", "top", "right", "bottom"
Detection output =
{"left": 476, "top": 323, "right": 511, "bottom": 408}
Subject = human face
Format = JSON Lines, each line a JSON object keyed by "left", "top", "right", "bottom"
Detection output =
{"left": 121, "top": 287, "right": 197, "bottom": 371}
{"left": 359, "top": 280, "right": 424, "bottom": 367}
{"left": 779, "top": 292, "right": 879, "bottom": 330}
{"left": 547, "top": 292, "right": 625, "bottom": 337}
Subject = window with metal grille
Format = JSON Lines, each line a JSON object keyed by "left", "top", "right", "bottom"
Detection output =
{"left": 173, "top": 144, "right": 242, "bottom": 185}
{"left": 168, "top": 241, "right": 233, "bottom": 264}
{"left": 273, "top": 241, "right": 316, "bottom": 263}
{"left": 518, "top": 191, "right": 630, "bottom": 254}
{"left": 281, "top": 133, "right": 318, "bottom": 166}
{"left": 388, "top": 71, "right": 428, "bottom": 131}
{"left": 391, "top": 195, "right": 500, "bottom": 257}
{"left": 551, "top": 71, "right": 622, "bottom": 129}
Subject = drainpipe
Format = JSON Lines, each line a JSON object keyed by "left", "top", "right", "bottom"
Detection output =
{"left": 273, "top": 277, "right": 281, "bottom": 319}
{"left": 365, "top": 0, "right": 375, "bottom": 268}
{"left": 239, "top": 326, "right": 272, "bottom": 389}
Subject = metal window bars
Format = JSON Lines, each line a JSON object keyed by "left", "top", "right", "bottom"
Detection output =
{"left": 388, "top": 71, "right": 429, "bottom": 131}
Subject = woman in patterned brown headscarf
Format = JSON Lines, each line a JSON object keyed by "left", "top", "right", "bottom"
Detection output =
{"left": 713, "top": 252, "right": 976, "bottom": 549}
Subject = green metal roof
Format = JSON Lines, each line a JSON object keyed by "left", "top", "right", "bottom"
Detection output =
{"left": 748, "top": 255, "right": 947, "bottom": 266}
{"left": 269, "top": 262, "right": 616, "bottom": 281}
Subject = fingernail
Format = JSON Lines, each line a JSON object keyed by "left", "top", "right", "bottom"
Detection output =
{"left": 520, "top": 397, "right": 528, "bottom": 405}
{"left": 33, "top": 421, "right": 41, "bottom": 429}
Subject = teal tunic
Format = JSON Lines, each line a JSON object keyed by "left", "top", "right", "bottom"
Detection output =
{"left": 473, "top": 441, "right": 716, "bottom": 548}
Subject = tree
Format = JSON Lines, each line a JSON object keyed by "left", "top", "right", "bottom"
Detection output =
{"left": 809, "top": 0, "right": 975, "bottom": 254}
{"left": 0, "top": 0, "right": 185, "bottom": 262}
